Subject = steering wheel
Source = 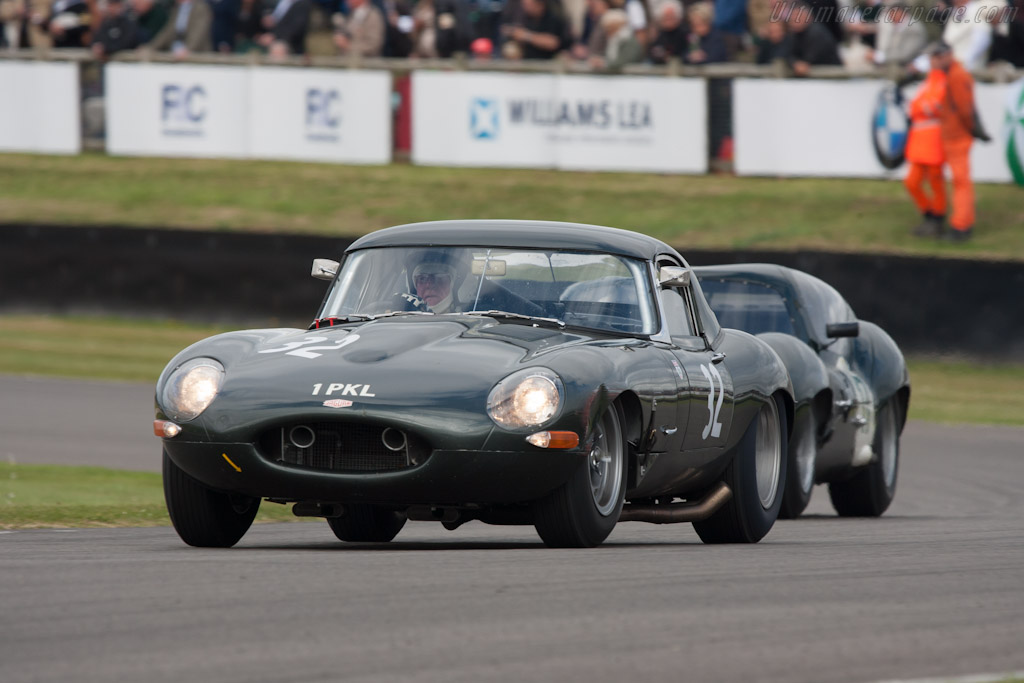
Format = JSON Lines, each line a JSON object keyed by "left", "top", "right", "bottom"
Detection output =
{"left": 366, "top": 292, "right": 430, "bottom": 314}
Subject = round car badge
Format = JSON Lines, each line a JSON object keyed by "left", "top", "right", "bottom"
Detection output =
{"left": 1005, "top": 77, "right": 1024, "bottom": 187}
{"left": 872, "top": 84, "right": 909, "bottom": 170}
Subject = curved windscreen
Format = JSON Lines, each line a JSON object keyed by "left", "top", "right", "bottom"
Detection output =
{"left": 698, "top": 278, "right": 798, "bottom": 336}
{"left": 319, "top": 247, "right": 658, "bottom": 335}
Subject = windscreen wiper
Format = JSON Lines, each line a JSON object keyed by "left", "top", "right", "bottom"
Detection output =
{"left": 310, "top": 314, "right": 373, "bottom": 329}
{"left": 463, "top": 310, "right": 566, "bottom": 329}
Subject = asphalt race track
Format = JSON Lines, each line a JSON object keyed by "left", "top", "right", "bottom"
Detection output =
{"left": 1, "top": 375, "right": 1023, "bottom": 683}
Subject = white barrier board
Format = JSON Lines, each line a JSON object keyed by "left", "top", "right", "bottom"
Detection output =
{"left": 734, "top": 78, "right": 1013, "bottom": 182}
{"left": 248, "top": 68, "right": 391, "bottom": 164}
{"left": 0, "top": 61, "right": 80, "bottom": 154}
{"left": 413, "top": 71, "right": 707, "bottom": 174}
{"left": 106, "top": 63, "right": 249, "bottom": 158}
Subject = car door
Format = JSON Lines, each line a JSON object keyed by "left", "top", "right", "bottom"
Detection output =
{"left": 656, "top": 264, "right": 735, "bottom": 452}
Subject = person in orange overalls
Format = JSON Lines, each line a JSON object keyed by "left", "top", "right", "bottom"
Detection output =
{"left": 905, "top": 61, "right": 948, "bottom": 238}
{"left": 932, "top": 41, "right": 978, "bottom": 241}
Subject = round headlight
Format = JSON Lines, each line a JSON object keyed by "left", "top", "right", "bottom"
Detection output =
{"left": 487, "top": 368, "right": 563, "bottom": 430}
{"left": 160, "top": 358, "right": 225, "bottom": 422}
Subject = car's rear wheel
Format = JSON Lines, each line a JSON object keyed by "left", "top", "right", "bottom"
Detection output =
{"left": 779, "top": 407, "right": 817, "bottom": 519}
{"left": 828, "top": 398, "right": 900, "bottom": 517}
{"left": 693, "top": 395, "right": 788, "bottom": 544}
{"left": 533, "top": 404, "right": 627, "bottom": 548}
{"left": 163, "top": 449, "right": 259, "bottom": 548}
{"left": 328, "top": 505, "right": 407, "bottom": 542}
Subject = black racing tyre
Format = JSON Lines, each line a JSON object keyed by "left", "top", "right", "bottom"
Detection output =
{"left": 828, "top": 398, "right": 900, "bottom": 517}
{"left": 533, "top": 403, "right": 627, "bottom": 548}
{"left": 779, "top": 407, "right": 817, "bottom": 520}
{"left": 328, "top": 505, "right": 407, "bottom": 542}
{"left": 693, "top": 395, "right": 789, "bottom": 544}
{"left": 163, "top": 449, "right": 259, "bottom": 548}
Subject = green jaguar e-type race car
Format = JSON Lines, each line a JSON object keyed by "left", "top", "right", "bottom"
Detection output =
{"left": 155, "top": 221, "right": 795, "bottom": 548}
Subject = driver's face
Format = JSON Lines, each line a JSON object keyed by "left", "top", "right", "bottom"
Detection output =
{"left": 414, "top": 268, "right": 453, "bottom": 306}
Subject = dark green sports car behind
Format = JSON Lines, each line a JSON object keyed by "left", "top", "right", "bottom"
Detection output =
{"left": 156, "top": 220, "right": 795, "bottom": 548}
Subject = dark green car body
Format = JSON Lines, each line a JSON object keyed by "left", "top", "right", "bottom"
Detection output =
{"left": 157, "top": 221, "right": 795, "bottom": 544}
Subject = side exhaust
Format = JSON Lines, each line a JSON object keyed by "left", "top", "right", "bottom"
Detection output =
{"left": 618, "top": 482, "right": 733, "bottom": 524}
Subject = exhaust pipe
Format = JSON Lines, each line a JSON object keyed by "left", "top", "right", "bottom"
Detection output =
{"left": 618, "top": 482, "right": 733, "bottom": 524}
{"left": 289, "top": 425, "right": 316, "bottom": 449}
{"left": 381, "top": 427, "right": 407, "bottom": 452}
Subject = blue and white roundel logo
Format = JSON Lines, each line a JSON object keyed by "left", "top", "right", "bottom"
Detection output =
{"left": 470, "top": 98, "right": 500, "bottom": 140}
{"left": 872, "top": 85, "right": 908, "bottom": 170}
{"left": 1005, "top": 77, "right": 1024, "bottom": 186}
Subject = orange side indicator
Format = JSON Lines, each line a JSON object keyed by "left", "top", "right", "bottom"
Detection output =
{"left": 153, "top": 420, "right": 181, "bottom": 438}
{"left": 526, "top": 431, "right": 580, "bottom": 449}
{"left": 222, "top": 453, "right": 242, "bottom": 473}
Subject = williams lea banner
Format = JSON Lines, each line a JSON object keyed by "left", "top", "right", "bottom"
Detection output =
{"left": 412, "top": 71, "right": 707, "bottom": 174}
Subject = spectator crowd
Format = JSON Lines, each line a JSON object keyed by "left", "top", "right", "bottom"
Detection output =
{"left": 0, "top": 0, "right": 1022, "bottom": 70}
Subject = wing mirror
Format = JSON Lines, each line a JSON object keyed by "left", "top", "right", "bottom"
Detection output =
{"left": 311, "top": 258, "right": 339, "bottom": 281}
{"left": 826, "top": 322, "right": 860, "bottom": 338}
{"left": 658, "top": 266, "right": 691, "bottom": 288}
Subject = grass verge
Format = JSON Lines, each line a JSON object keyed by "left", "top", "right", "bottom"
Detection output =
{"left": 0, "top": 462, "right": 299, "bottom": 529}
{"left": 2, "top": 153, "right": 1023, "bottom": 260}
{"left": 1, "top": 314, "right": 1022, "bottom": 426}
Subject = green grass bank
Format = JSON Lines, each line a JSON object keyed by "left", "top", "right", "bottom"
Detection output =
{"left": 2, "top": 153, "right": 1022, "bottom": 260}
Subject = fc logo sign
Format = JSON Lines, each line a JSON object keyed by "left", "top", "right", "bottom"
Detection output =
{"left": 161, "top": 84, "right": 206, "bottom": 137}
{"left": 306, "top": 88, "right": 341, "bottom": 142}
{"left": 162, "top": 84, "right": 206, "bottom": 123}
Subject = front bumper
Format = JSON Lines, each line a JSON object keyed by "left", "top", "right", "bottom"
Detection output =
{"left": 163, "top": 440, "right": 588, "bottom": 506}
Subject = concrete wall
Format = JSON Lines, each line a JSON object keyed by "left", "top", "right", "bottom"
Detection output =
{"left": 3, "top": 224, "right": 1021, "bottom": 359}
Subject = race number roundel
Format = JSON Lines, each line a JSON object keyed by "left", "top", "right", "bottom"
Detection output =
{"left": 872, "top": 84, "right": 909, "bottom": 170}
{"left": 1005, "top": 77, "right": 1024, "bottom": 187}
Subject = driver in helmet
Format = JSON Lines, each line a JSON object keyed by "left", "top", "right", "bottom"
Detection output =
{"left": 402, "top": 249, "right": 468, "bottom": 314}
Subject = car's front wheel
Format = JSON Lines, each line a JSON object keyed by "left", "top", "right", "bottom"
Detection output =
{"left": 533, "top": 403, "right": 627, "bottom": 548}
{"left": 328, "top": 505, "right": 407, "bottom": 542}
{"left": 693, "top": 395, "right": 788, "bottom": 544}
{"left": 828, "top": 398, "right": 900, "bottom": 517}
{"left": 163, "top": 449, "right": 260, "bottom": 548}
{"left": 779, "top": 407, "right": 817, "bottom": 519}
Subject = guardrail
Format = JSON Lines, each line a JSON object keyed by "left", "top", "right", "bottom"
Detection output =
{"left": 2, "top": 47, "right": 1023, "bottom": 82}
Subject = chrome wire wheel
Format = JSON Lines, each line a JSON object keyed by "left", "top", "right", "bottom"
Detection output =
{"left": 878, "top": 402, "right": 898, "bottom": 489}
{"left": 755, "top": 400, "right": 783, "bottom": 510}
{"left": 589, "top": 409, "right": 624, "bottom": 517}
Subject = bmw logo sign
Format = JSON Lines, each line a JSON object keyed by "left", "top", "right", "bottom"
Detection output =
{"left": 872, "top": 84, "right": 909, "bottom": 171}
{"left": 1005, "top": 77, "right": 1024, "bottom": 187}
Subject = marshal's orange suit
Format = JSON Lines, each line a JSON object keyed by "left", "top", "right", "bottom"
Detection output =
{"left": 939, "top": 60, "right": 977, "bottom": 233}
{"left": 904, "top": 69, "right": 947, "bottom": 219}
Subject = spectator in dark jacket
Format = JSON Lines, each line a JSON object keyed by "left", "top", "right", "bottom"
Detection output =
{"left": 755, "top": 15, "right": 792, "bottom": 64}
{"left": 501, "top": 0, "right": 565, "bottom": 59}
{"left": 47, "top": 0, "right": 90, "bottom": 47}
{"left": 648, "top": 0, "right": 689, "bottom": 64}
{"left": 92, "top": 0, "right": 140, "bottom": 56}
{"left": 131, "top": 0, "right": 171, "bottom": 44}
{"left": 786, "top": 1, "right": 841, "bottom": 75}
{"left": 684, "top": 1, "right": 727, "bottom": 64}
{"left": 209, "top": 0, "right": 240, "bottom": 51}
{"left": 259, "top": 0, "right": 311, "bottom": 56}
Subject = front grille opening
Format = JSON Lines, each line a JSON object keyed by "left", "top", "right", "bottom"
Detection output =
{"left": 259, "top": 422, "right": 431, "bottom": 473}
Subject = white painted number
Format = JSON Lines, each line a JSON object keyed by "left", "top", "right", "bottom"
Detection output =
{"left": 258, "top": 334, "right": 360, "bottom": 359}
{"left": 700, "top": 363, "right": 725, "bottom": 440}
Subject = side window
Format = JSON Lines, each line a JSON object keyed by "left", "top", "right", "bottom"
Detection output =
{"left": 688, "top": 275, "right": 722, "bottom": 343}
{"left": 659, "top": 289, "right": 695, "bottom": 338}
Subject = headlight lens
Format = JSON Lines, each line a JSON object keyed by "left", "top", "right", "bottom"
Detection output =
{"left": 160, "top": 358, "right": 225, "bottom": 422}
{"left": 487, "top": 368, "right": 563, "bottom": 430}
